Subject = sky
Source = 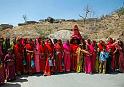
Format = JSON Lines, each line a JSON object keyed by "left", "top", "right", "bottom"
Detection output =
{"left": 0, "top": 0, "right": 123, "bottom": 25}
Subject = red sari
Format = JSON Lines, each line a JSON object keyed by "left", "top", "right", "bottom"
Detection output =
{"left": 107, "top": 42, "right": 116, "bottom": 71}
{"left": 44, "top": 43, "right": 54, "bottom": 76}
{"left": 55, "top": 43, "right": 64, "bottom": 73}
{"left": 4, "top": 53, "right": 15, "bottom": 81}
{"left": 25, "top": 43, "right": 35, "bottom": 74}
{"left": 117, "top": 45, "right": 124, "bottom": 72}
{"left": 70, "top": 44, "right": 79, "bottom": 71}
{"left": 0, "top": 43, "right": 5, "bottom": 84}
{"left": 39, "top": 44, "right": 47, "bottom": 72}
{"left": 0, "top": 64, "right": 5, "bottom": 84}
{"left": 13, "top": 44, "right": 23, "bottom": 74}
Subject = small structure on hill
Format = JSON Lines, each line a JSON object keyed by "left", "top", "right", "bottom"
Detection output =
{"left": 26, "top": 21, "right": 38, "bottom": 24}
{"left": 18, "top": 21, "right": 38, "bottom": 26}
{"left": 0, "top": 24, "right": 13, "bottom": 30}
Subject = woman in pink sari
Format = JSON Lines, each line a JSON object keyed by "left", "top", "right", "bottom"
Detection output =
{"left": 85, "top": 39, "right": 93, "bottom": 74}
{"left": 34, "top": 38, "right": 41, "bottom": 73}
{"left": 63, "top": 40, "right": 71, "bottom": 72}
{"left": 91, "top": 40, "right": 97, "bottom": 73}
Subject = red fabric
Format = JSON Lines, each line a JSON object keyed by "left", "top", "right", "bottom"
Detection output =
{"left": 0, "top": 65, "right": 5, "bottom": 84}
{"left": 13, "top": 44, "right": 23, "bottom": 73}
{"left": 4, "top": 54, "right": 15, "bottom": 81}
{"left": 39, "top": 44, "right": 47, "bottom": 72}
{"left": 25, "top": 44, "right": 35, "bottom": 73}
{"left": 107, "top": 42, "right": 116, "bottom": 71}
{"left": 71, "top": 25, "right": 82, "bottom": 40}
{"left": 106, "top": 42, "right": 115, "bottom": 52}
{"left": 70, "top": 44, "right": 79, "bottom": 71}
{"left": 43, "top": 43, "right": 54, "bottom": 76}
{"left": 55, "top": 43, "right": 64, "bottom": 72}
{"left": 44, "top": 58, "right": 51, "bottom": 76}
{"left": 98, "top": 43, "right": 104, "bottom": 51}
{"left": 116, "top": 44, "right": 124, "bottom": 72}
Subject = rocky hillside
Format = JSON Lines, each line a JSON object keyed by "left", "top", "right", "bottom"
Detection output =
{"left": 0, "top": 8, "right": 124, "bottom": 42}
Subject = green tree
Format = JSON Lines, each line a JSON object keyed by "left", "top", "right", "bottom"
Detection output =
{"left": 116, "top": 7, "right": 124, "bottom": 18}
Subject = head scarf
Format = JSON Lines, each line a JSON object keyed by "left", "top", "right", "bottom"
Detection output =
{"left": 71, "top": 25, "right": 82, "bottom": 40}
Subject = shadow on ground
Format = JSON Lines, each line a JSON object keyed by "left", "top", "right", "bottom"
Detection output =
{"left": 1, "top": 83, "right": 21, "bottom": 87}
{"left": 1, "top": 76, "right": 28, "bottom": 87}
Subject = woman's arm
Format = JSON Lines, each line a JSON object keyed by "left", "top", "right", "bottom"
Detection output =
{"left": 81, "top": 49, "right": 90, "bottom": 55}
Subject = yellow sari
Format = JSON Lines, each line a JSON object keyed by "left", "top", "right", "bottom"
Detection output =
{"left": 76, "top": 47, "right": 83, "bottom": 73}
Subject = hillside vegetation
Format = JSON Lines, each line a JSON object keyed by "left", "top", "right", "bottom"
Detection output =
{"left": 0, "top": 7, "right": 124, "bottom": 42}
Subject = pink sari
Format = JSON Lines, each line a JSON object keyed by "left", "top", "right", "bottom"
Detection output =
{"left": 91, "top": 43, "right": 97, "bottom": 72}
{"left": 84, "top": 44, "right": 93, "bottom": 74}
{"left": 63, "top": 42, "right": 71, "bottom": 72}
{"left": 34, "top": 39, "right": 41, "bottom": 73}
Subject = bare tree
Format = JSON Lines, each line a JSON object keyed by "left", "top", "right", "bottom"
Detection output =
{"left": 79, "top": 5, "right": 92, "bottom": 24}
{"left": 22, "top": 15, "right": 27, "bottom": 23}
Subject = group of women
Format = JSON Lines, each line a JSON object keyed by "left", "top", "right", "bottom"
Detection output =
{"left": 0, "top": 25, "right": 124, "bottom": 85}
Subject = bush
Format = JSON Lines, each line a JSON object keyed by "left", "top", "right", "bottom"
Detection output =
{"left": 46, "top": 17, "right": 55, "bottom": 23}
{"left": 116, "top": 7, "right": 124, "bottom": 17}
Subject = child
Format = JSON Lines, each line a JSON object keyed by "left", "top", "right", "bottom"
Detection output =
{"left": 99, "top": 47, "right": 109, "bottom": 74}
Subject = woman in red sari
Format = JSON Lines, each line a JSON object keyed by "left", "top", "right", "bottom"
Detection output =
{"left": 70, "top": 39, "right": 79, "bottom": 72}
{"left": 44, "top": 39, "right": 54, "bottom": 76}
{"left": 13, "top": 39, "right": 23, "bottom": 75}
{"left": 39, "top": 40, "right": 47, "bottom": 73}
{"left": 0, "top": 38, "right": 5, "bottom": 84}
{"left": 117, "top": 41, "right": 124, "bottom": 72}
{"left": 25, "top": 39, "right": 34, "bottom": 75}
{"left": 70, "top": 25, "right": 82, "bottom": 72}
{"left": 4, "top": 49, "right": 15, "bottom": 81}
{"left": 106, "top": 38, "right": 116, "bottom": 72}
{"left": 55, "top": 39, "right": 64, "bottom": 73}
